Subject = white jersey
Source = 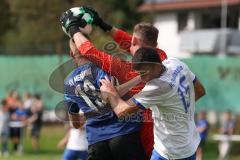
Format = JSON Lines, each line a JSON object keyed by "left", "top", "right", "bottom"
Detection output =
{"left": 66, "top": 128, "right": 88, "bottom": 151}
{"left": 133, "top": 57, "right": 200, "bottom": 159}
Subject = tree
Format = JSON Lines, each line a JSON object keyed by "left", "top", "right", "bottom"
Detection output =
{"left": 0, "top": 0, "right": 11, "bottom": 44}
{"left": 2, "top": 0, "right": 144, "bottom": 55}
{"left": 3, "top": 0, "right": 72, "bottom": 54}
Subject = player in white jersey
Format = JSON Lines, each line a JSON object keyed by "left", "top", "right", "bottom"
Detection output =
{"left": 100, "top": 47, "right": 206, "bottom": 160}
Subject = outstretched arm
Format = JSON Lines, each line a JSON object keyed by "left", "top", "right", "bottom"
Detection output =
{"left": 57, "top": 131, "right": 70, "bottom": 149}
{"left": 116, "top": 75, "right": 142, "bottom": 97}
{"left": 73, "top": 32, "right": 138, "bottom": 84}
{"left": 73, "top": 32, "right": 116, "bottom": 73}
{"left": 110, "top": 96, "right": 139, "bottom": 118}
{"left": 100, "top": 77, "right": 140, "bottom": 118}
{"left": 79, "top": 7, "right": 133, "bottom": 52}
{"left": 110, "top": 27, "right": 133, "bottom": 52}
{"left": 61, "top": 9, "right": 142, "bottom": 94}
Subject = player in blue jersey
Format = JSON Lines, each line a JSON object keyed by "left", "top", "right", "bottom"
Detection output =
{"left": 196, "top": 111, "right": 209, "bottom": 160}
{"left": 64, "top": 39, "right": 147, "bottom": 160}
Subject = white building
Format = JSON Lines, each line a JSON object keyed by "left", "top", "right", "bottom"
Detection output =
{"left": 138, "top": 0, "right": 240, "bottom": 57}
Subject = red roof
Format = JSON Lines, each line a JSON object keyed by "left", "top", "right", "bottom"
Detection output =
{"left": 138, "top": 0, "right": 240, "bottom": 12}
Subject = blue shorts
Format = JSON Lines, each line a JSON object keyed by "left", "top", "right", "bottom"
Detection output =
{"left": 150, "top": 149, "right": 196, "bottom": 160}
{"left": 62, "top": 149, "right": 88, "bottom": 160}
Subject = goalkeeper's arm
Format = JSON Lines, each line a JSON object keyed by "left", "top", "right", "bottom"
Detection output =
{"left": 72, "top": 32, "right": 137, "bottom": 84}
{"left": 80, "top": 6, "right": 132, "bottom": 52}
{"left": 109, "top": 27, "right": 133, "bottom": 52}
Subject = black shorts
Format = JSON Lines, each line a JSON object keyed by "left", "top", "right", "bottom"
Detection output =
{"left": 10, "top": 127, "right": 21, "bottom": 138}
{"left": 31, "top": 125, "right": 41, "bottom": 138}
{"left": 88, "top": 131, "right": 147, "bottom": 160}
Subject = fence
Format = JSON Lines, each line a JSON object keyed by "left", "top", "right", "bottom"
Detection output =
{"left": 0, "top": 55, "right": 240, "bottom": 112}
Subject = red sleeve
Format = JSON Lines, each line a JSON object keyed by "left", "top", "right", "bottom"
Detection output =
{"left": 112, "top": 29, "right": 132, "bottom": 53}
{"left": 79, "top": 41, "right": 112, "bottom": 73}
{"left": 79, "top": 41, "right": 134, "bottom": 83}
{"left": 79, "top": 41, "right": 144, "bottom": 94}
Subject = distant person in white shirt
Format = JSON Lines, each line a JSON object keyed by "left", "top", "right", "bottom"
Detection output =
{"left": 100, "top": 47, "right": 206, "bottom": 160}
{"left": 218, "top": 111, "right": 236, "bottom": 160}
{"left": 23, "top": 92, "right": 33, "bottom": 109}
{"left": 58, "top": 123, "right": 88, "bottom": 160}
{"left": 0, "top": 99, "right": 10, "bottom": 157}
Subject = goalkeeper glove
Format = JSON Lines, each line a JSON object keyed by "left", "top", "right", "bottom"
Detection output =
{"left": 81, "top": 6, "right": 112, "bottom": 32}
{"left": 60, "top": 9, "right": 87, "bottom": 38}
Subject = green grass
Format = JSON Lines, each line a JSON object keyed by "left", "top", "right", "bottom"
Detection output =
{"left": 1, "top": 125, "right": 64, "bottom": 160}
{"left": 203, "top": 140, "right": 240, "bottom": 160}
{"left": 2, "top": 125, "right": 240, "bottom": 160}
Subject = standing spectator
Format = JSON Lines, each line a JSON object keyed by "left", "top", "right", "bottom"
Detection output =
{"left": 218, "top": 111, "right": 236, "bottom": 160}
{"left": 23, "top": 92, "right": 33, "bottom": 110}
{"left": 8, "top": 91, "right": 20, "bottom": 154}
{"left": 0, "top": 99, "right": 10, "bottom": 157}
{"left": 6, "top": 91, "right": 18, "bottom": 107}
{"left": 26, "top": 94, "right": 43, "bottom": 152}
{"left": 9, "top": 97, "right": 27, "bottom": 155}
{"left": 196, "top": 111, "right": 209, "bottom": 160}
{"left": 58, "top": 123, "right": 88, "bottom": 160}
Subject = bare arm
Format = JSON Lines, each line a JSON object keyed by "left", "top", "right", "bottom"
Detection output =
{"left": 115, "top": 75, "right": 142, "bottom": 97}
{"left": 26, "top": 114, "right": 38, "bottom": 124}
{"left": 73, "top": 32, "right": 89, "bottom": 47}
{"left": 111, "top": 96, "right": 139, "bottom": 118}
{"left": 57, "top": 130, "right": 70, "bottom": 149}
{"left": 100, "top": 78, "right": 140, "bottom": 118}
{"left": 194, "top": 79, "right": 206, "bottom": 101}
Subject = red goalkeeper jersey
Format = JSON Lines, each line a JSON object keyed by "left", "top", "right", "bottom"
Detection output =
{"left": 79, "top": 29, "right": 167, "bottom": 158}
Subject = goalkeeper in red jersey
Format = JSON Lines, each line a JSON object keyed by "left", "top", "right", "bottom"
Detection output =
{"left": 60, "top": 7, "right": 167, "bottom": 159}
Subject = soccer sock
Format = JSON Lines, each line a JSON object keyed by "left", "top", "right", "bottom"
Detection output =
{"left": 14, "top": 144, "right": 18, "bottom": 151}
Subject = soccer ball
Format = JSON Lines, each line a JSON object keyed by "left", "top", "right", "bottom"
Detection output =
{"left": 62, "top": 7, "right": 93, "bottom": 37}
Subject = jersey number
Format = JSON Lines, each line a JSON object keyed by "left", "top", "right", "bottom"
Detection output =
{"left": 75, "top": 79, "right": 106, "bottom": 111}
{"left": 178, "top": 76, "right": 190, "bottom": 113}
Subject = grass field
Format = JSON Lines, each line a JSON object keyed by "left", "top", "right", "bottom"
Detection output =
{"left": 1, "top": 124, "right": 63, "bottom": 160}
{"left": 1, "top": 125, "right": 240, "bottom": 160}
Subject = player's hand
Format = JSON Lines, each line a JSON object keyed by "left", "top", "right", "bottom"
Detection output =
{"left": 60, "top": 9, "right": 87, "bottom": 37}
{"left": 82, "top": 6, "right": 112, "bottom": 32}
{"left": 100, "top": 76, "right": 118, "bottom": 101}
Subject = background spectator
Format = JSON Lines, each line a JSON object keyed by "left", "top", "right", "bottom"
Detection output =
{"left": 218, "top": 111, "right": 236, "bottom": 160}
{"left": 26, "top": 94, "right": 43, "bottom": 152}
{"left": 9, "top": 95, "right": 27, "bottom": 155}
{"left": 0, "top": 99, "right": 10, "bottom": 157}
{"left": 196, "top": 111, "right": 209, "bottom": 160}
{"left": 1, "top": 91, "right": 45, "bottom": 156}
{"left": 23, "top": 92, "right": 33, "bottom": 110}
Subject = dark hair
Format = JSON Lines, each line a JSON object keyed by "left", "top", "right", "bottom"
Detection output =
{"left": 132, "top": 47, "right": 161, "bottom": 70}
{"left": 34, "top": 94, "right": 41, "bottom": 100}
{"left": 1, "top": 99, "right": 7, "bottom": 106}
{"left": 134, "top": 23, "right": 159, "bottom": 46}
